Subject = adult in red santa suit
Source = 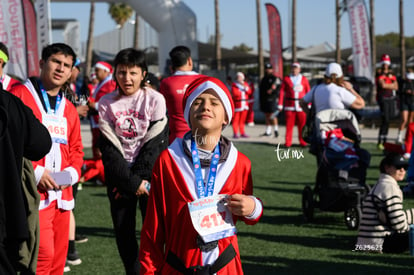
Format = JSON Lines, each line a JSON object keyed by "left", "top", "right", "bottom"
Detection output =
{"left": 88, "top": 61, "right": 117, "bottom": 159}
{"left": 278, "top": 62, "right": 310, "bottom": 147}
{"left": 0, "top": 42, "right": 21, "bottom": 91}
{"left": 139, "top": 76, "right": 263, "bottom": 274}
{"left": 10, "top": 43, "right": 84, "bottom": 275}
{"left": 160, "top": 45, "right": 200, "bottom": 144}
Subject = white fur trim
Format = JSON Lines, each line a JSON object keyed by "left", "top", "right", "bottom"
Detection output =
{"left": 95, "top": 62, "right": 111, "bottom": 72}
{"left": 183, "top": 81, "right": 233, "bottom": 127}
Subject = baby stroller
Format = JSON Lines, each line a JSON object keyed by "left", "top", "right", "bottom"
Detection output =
{"left": 302, "top": 109, "right": 371, "bottom": 230}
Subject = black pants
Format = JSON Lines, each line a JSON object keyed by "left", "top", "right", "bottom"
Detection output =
{"left": 383, "top": 231, "right": 409, "bottom": 253}
{"left": 108, "top": 188, "right": 148, "bottom": 275}
{"left": 378, "top": 98, "right": 397, "bottom": 144}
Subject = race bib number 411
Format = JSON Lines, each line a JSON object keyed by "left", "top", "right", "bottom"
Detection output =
{"left": 188, "top": 194, "right": 236, "bottom": 243}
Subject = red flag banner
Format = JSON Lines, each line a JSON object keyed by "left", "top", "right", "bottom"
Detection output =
{"left": 0, "top": 0, "right": 28, "bottom": 80}
{"left": 265, "top": 3, "right": 283, "bottom": 79}
{"left": 346, "top": 0, "right": 372, "bottom": 81}
{"left": 22, "top": 0, "right": 39, "bottom": 77}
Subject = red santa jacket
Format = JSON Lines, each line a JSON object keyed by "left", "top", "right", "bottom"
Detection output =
{"left": 231, "top": 81, "right": 252, "bottom": 112}
{"left": 139, "top": 139, "right": 262, "bottom": 274}
{"left": 278, "top": 74, "right": 310, "bottom": 112}
{"left": 1, "top": 73, "right": 20, "bottom": 91}
{"left": 10, "top": 80, "right": 84, "bottom": 210}
{"left": 89, "top": 75, "right": 116, "bottom": 128}
{"left": 159, "top": 71, "right": 200, "bottom": 144}
{"left": 376, "top": 73, "right": 397, "bottom": 99}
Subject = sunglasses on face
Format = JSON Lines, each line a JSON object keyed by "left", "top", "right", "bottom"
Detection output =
{"left": 395, "top": 165, "right": 408, "bottom": 170}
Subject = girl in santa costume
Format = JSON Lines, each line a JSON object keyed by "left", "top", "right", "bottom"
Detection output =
{"left": 139, "top": 76, "right": 263, "bottom": 274}
{"left": 231, "top": 72, "right": 252, "bottom": 138}
{"left": 98, "top": 48, "right": 168, "bottom": 274}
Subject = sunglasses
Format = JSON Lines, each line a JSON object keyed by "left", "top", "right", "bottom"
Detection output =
{"left": 395, "top": 165, "right": 408, "bottom": 170}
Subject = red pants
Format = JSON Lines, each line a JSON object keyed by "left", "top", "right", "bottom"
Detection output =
{"left": 285, "top": 111, "right": 307, "bottom": 147}
{"left": 405, "top": 122, "right": 414, "bottom": 154}
{"left": 82, "top": 158, "right": 105, "bottom": 183}
{"left": 232, "top": 110, "right": 248, "bottom": 136}
{"left": 37, "top": 201, "right": 70, "bottom": 275}
{"left": 246, "top": 102, "right": 254, "bottom": 124}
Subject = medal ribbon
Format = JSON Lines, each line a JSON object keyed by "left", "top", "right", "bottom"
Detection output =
{"left": 39, "top": 82, "right": 61, "bottom": 114}
{"left": 191, "top": 138, "right": 221, "bottom": 198}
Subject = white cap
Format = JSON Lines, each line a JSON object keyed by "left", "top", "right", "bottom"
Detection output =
{"left": 325, "top": 62, "right": 343, "bottom": 78}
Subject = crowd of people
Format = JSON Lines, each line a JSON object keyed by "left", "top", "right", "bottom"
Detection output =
{"left": 1, "top": 39, "right": 414, "bottom": 275}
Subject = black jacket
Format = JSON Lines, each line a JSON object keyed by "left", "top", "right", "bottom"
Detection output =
{"left": 0, "top": 88, "right": 51, "bottom": 274}
{"left": 99, "top": 117, "right": 169, "bottom": 198}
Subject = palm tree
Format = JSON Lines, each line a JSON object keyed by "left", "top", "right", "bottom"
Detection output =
{"left": 85, "top": 0, "right": 95, "bottom": 78}
{"left": 336, "top": 0, "right": 341, "bottom": 63}
{"left": 400, "top": 0, "right": 405, "bottom": 76}
{"left": 214, "top": 0, "right": 222, "bottom": 70}
{"left": 108, "top": 3, "right": 134, "bottom": 50}
{"left": 256, "top": 0, "right": 264, "bottom": 80}
{"left": 291, "top": 0, "right": 297, "bottom": 63}
{"left": 370, "top": 0, "right": 376, "bottom": 104}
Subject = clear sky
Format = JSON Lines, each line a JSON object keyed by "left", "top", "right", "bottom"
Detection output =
{"left": 50, "top": 0, "right": 414, "bottom": 51}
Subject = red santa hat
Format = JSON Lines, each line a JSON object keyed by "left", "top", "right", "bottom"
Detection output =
{"left": 381, "top": 54, "right": 391, "bottom": 66}
{"left": 95, "top": 61, "right": 113, "bottom": 73}
{"left": 183, "top": 76, "right": 234, "bottom": 128}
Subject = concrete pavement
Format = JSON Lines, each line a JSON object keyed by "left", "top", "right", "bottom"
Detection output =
{"left": 80, "top": 119, "right": 399, "bottom": 149}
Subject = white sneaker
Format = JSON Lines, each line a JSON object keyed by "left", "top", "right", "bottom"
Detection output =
{"left": 403, "top": 153, "right": 411, "bottom": 159}
{"left": 247, "top": 122, "right": 255, "bottom": 127}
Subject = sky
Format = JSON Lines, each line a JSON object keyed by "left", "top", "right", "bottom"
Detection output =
{"left": 50, "top": 0, "right": 414, "bottom": 51}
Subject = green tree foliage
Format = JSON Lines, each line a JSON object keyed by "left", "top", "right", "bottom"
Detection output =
{"left": 232, "top": 43, "right": 253, "bottom": 52}
{"left": 376, "top": 32, "right": 414, "bottom": 48}
{"left": 108, "top": 3, "right": 134, "bottom": 29}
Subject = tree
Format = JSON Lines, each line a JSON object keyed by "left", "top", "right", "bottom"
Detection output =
{"left": 108, "top": 3, "right": 134, "bottom": 50}
{"left": 256, "top": 0, "right": 264, "bottom": 80}
{"left": 232, "top": 43, "right": 253, "bottom": 52}
{"left": 400, "top": 0, "right": 405, "bottom": 76}
{"left": 291, "top": 0, "right": 297, "bottom": 62}
{"left": 336, "top": 0, "right": 341, "bottom": 63}
{"left": 214, "top": 0, "right": 222, "bottom": 70}
{"left": 85, "top": 0, "right": 95, "bottom": 78}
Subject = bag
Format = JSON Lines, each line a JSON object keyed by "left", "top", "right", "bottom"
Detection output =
{"left": 302, "top": 108, "right": 315, "bottom": 144}
{"left": 302, "top": 85, "right": 319, "bottom": 144}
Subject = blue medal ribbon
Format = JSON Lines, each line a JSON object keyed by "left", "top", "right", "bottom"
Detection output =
{"left": 190, "top": 138, "right": 221, "bottom": 198}
{"left": 39, "top": 81, "right": 61, "bottom": 114}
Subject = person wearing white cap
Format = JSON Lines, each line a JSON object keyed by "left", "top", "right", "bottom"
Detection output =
{"left": 376, "top": 54, "right": 399, "bottom": 150}
{"left": 279, "top": 62, "right": 311, "bottom": 147}
{"left": 300, "top": 62, "right": 365, "bottom": 162}
{"left": 300, "top": 62, "right": 365, "bottom": 114}
{"left": 139, "top": 76, "right": 263, "bottom": 274}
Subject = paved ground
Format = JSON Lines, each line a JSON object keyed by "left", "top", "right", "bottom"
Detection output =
{"left": 80, "top": 119, "right": 399, "bottom": 149}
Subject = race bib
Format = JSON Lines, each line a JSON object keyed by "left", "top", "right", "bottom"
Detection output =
{"left": 294, "top": 84, "right": 303, "bottom": 92}
{"left": 43, "top": 114, "right": 68, "bottom": 144}
{"left": 188, "top": 194, "right": 236, "bottom": 243}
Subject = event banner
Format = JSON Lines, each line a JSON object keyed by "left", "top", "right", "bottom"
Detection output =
{"left": 346, "top": 0, "right": 372, "bottom": 81}
{"left": 0, "top": 0, "right": 28, "bottom": 80}
{"left": 35, "top": 0, "right": 51, "bottom": 56}
{"left": 265, "top": 3, "right": 283, "bottom": 79}
{"left": 22, "top": 0, "right": 39, "bottom": 77}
